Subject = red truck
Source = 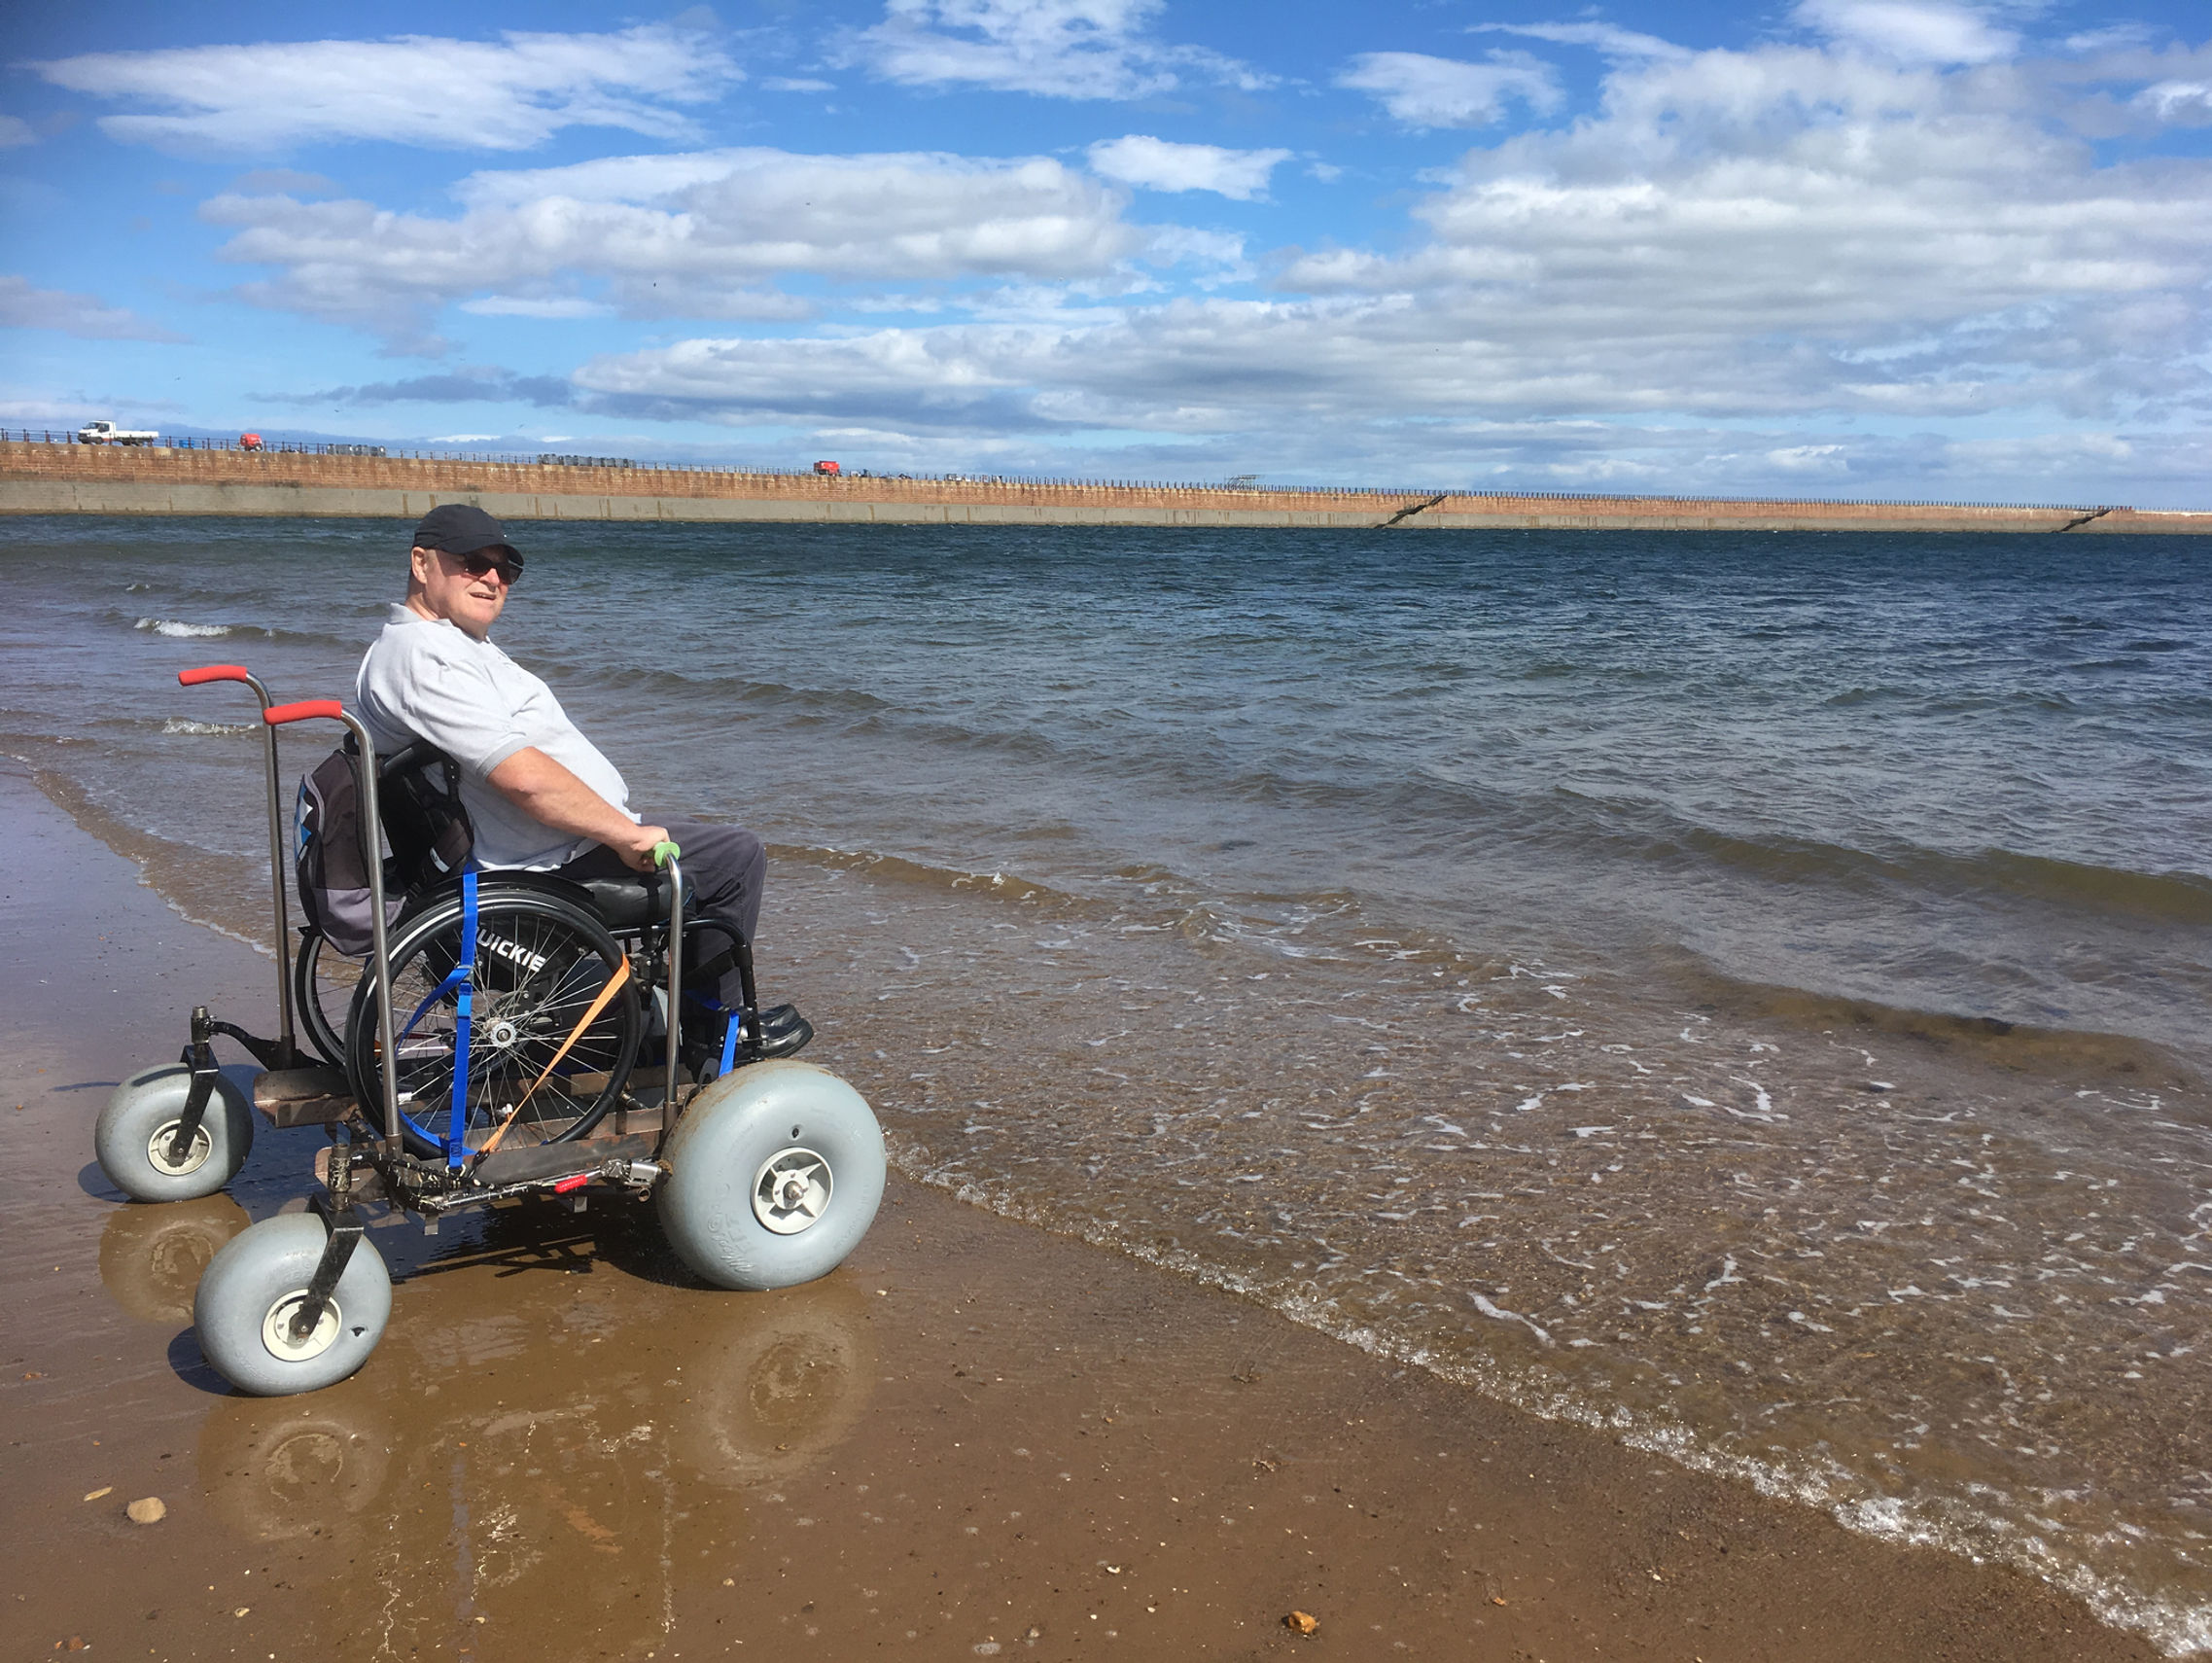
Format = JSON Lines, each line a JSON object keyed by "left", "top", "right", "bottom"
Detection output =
{"left": 813, "top": 459, "right": 840, "bottom": 476}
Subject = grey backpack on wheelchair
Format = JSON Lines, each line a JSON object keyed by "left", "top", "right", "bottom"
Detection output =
{"left": 295, "top": 735, "right": 474, "bottom": 956}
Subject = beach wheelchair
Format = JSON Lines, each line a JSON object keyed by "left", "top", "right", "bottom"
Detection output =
{"left": 93, "top": 664, "right": 887, "bottom": 1397}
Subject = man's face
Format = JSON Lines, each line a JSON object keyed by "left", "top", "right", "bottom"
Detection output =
{"left": 409, "top": 545, "right": 512, "bottom": 640}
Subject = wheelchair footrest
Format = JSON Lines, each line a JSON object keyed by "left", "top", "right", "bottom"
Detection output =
{"left": 255, "top": 1066, "right": 353, "bottom": 1128}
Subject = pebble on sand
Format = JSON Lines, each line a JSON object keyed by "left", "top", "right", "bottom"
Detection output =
{"left": 127, "top": 1496, "right": 167, "bottom": 1524}
{"left": 82, "top": 1487, "right": 113, "bottom": 1502}
{"left": 1284, "top": 1610, "right": 1319, "bottom": 1635}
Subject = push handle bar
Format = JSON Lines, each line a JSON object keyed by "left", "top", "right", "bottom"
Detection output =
{"left": 177, "top": 661, "right": 296, "bottom": 1065}
{"left": 657, "top": 845, "right": 685, "bottom": 1117}
{"left": 242, "top": 698, "right": 403, "bottom": 1146}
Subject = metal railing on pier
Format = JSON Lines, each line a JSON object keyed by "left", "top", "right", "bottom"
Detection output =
{"left": 0, "top": 429, "right": 2121, "bottom": 513}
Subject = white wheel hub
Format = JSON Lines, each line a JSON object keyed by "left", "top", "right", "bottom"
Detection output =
{"left": 261, "top": 1291, "right": 342, "bottom": 1362}
{"left": 753, "top": 1148, "right": 831, "bottom": 1235}
{"left": 147, "top": 1119, "right": 213, "bottom": 1177}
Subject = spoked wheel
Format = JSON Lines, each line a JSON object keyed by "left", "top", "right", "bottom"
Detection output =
{"left": 94, "top": 1063, "right": 257, "bottom": 1202}
{"left": 657, "top": 1060, "right": 886, "bottom": 1291}
{"left": 292, "top": 926, "right": 359, "bottom": 1068}
{"left": 194, "top": 1214, "right": 392, "bottom": 1397}
{"left": 344, "top": 884, "right": 642, "bottom": 1160}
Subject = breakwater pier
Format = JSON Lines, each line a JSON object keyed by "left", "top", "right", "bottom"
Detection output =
{"left": 3, "top": 437, "right": 2204, "bottom": 533}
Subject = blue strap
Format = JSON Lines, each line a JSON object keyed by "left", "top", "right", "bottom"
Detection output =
{"left": 393, "top": 875, "right": 478, "bottom": 1163}
{"left": 719, "top": 1009, "right": 743, "bottom": 1079}
{"left": 446, "top": 871, "right": 477, "bottom": 1167}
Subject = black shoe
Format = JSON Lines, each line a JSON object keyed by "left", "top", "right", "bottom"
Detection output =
{"left": 689, "top": 1005, "right": 812, "bottom": 1076}
{"left": 746, "top": 1005, "right": 813, "bottom": 1060}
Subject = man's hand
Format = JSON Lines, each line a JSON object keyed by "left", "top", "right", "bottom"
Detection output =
{"left": 487, "top": 748, "right": 665, "bottom": 868}
{"left": 606, "top": 820, "right": 674, "bottom": 873}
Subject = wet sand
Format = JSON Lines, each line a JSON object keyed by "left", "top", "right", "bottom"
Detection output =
{"left": 0, "top": 761, "right": 2158, "bottom": 1661}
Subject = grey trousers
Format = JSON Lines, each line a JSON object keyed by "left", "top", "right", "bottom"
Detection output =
{"left": 554, "top": 816, "right": 766, "bottom": 1008}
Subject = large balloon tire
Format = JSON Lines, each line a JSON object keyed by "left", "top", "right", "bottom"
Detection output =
{"left": 193, "top": 1215, "right": 392, "bottom": 1397}
{"left": 94, "top": 1063, "right": 257, "bottom": 1203}
{"left": 99, "top": 1193, "right": 251, "bottom": 1323}
{"left": 657, "top": 1060, "right": 885, "bottom": 1291}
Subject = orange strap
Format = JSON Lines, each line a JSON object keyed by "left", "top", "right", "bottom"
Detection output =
{"left": 474, "top": 954, "right": 632, "bottom": 1160}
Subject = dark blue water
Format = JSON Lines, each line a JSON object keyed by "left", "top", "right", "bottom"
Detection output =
{"left": 6, "top": 516, "right": 2210, "bottom": 1649}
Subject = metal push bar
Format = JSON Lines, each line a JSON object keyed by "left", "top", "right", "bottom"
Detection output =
{"left": 655, "top": 843, "right": 685, "bottom": 1117}
{"left": 178, "top": 664, "right": 298, "bottom": 1069}
{"left": 262, "top": 699, "right": 403, "bottom": 1149}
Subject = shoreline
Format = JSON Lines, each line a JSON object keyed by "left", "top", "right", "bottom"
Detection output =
{"left": 7, "top": 440, "right": 2209, "bottom": 532}
{"left": 0, "top": 761, "right": 2167, "bottom": 1660}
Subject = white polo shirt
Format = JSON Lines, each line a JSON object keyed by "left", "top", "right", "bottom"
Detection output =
{"left": 355, "top": 604, "right": 636, "bottom": 870}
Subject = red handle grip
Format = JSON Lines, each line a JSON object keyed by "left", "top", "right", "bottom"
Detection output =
{"left": 263, "top": 699, "right": 345, "bottom": 726}
{"left": 179, "top": 664, "right": 250, "bottom": 687}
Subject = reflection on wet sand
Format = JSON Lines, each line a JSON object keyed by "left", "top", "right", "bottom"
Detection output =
{"left": 181, "top": 1200, "right": 874, "bottom": 1659}
{"left": 98, "top": 1194, "right": 249, "bottom": 1324}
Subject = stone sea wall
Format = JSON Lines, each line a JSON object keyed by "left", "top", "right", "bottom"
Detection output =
{"left": 3, "top": 441, "right": 2204, "bottom": 534}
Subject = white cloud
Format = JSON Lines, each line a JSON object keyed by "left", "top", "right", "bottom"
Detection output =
{"left": 31, "top": 24, "right": 737, "bottom": 154}
{"left": 1475, "top": 22, "right": 1690, "bottom": 61}
{"left": 566, "top": 38, "right": 2212, "bottom": 487}
{"left": 0, "top": 274, "right": 186, "bottom": 341}
{"left": 0, "top": 115, "right": 36, "bottom": 148}
{"left": 1766, "top": 442, "right": 1850, "bottom": 472}
{"left": 204, "top": 148, "right": 1140, "bottom": 347}
{"left": 838, "top": 0, "right": 1269, "bottom": 100}
{"left": 1086, "top": 135, "right": 1291, "bottom": 198}
{"left": 1141, "top": 226, "right": 1252, "bottom": 284}
{"left": 2062, "top": 25, "right": 2159, "bottom": 53}
{"left": 1337, "top": 52, "right": 1562, "bottom": 128}
{"left": 1282, "top": 44, "right": 2212, "bottom": 426}
{"left": 458, "top": 297, "right": 614, "bottom": 319}
{"left": 1793, "top": 0, "right": 2019, "bottom": 65}
{"left": 760, "top": 77, "right": 837, "bottom": 92}
{"left": 2139, "top": 81, "right": 2212, "bottom": 121}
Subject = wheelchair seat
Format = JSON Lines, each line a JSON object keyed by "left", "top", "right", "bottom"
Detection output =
{"left": 570, "top": 871, "right": 682, "bottom": 931}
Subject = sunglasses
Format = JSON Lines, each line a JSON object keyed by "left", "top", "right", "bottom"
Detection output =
{"left": 450, "top": 549, "right": 521, "bottom": 585}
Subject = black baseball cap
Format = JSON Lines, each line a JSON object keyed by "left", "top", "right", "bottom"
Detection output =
{"left": 411, "top": 504, "right": 523, "bottom": 567}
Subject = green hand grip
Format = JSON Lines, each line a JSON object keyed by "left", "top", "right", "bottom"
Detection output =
{"left": 651, "top": 839, "right": 682, "bottom": 869}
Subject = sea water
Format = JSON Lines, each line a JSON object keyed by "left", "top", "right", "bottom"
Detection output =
{"left": 5, "top": 515, "right": 2208, "bottom": 1649}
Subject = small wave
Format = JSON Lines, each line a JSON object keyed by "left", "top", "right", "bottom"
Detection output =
{"left": 772, "top": 841, "right": 1079, "bottom": 909}
{"left": 1670, "top": 822, "right": 2212, "bottom": 927}
{"left": 160, "top": 718, "right": 256, "bottom": 737}
{"left": 134, "top": 617, "right": 256, "bottom": 639}
{"left": 586, "top": 660, "right": 895, "bottom": 718}
{"left": 1661, "top": 953, "right": 2201, "bottom": 1086}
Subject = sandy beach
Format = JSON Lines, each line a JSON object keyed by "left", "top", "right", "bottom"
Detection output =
{"left": 0, "top": 758, "right": 2162, "bottom": 1660}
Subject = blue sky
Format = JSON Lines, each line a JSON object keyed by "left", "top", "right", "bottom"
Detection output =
{"left": 3, "top": 0, "right": 2208, "bottom": 503}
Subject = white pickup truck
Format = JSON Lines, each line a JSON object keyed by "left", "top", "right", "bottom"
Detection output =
{"left": 78, "top": 419, "right": 160, "bottom": 445}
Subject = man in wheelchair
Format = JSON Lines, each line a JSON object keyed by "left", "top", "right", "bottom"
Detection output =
{"left": 357, "top": 504, "right": 804, "bottom": 1069}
